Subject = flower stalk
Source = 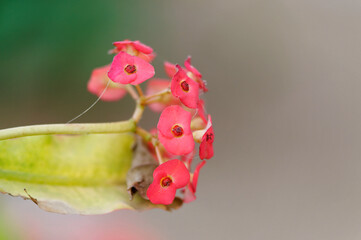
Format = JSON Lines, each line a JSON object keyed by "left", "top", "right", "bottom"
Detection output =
{"left": 142, "top": 88, "right": 170, "bottom": 103}
{"left": 125, "top": 85, "right": 139, "bottom": 100}
{"left": 0, "top": 120, "right": 136, "bottom": 141}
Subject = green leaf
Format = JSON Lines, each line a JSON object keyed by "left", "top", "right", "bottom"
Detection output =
{"left": 0, "top": 134, "right": 181, "bottom": 214}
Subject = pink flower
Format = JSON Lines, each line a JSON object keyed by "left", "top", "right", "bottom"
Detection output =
{"left": 87, "top": 65, "right": 127, "bottom": 101}
{"left": 184, "top": 56, "right": 208, "bottom": 92}
{"left": 199, "top": 115, "right": 214, "bottom": 160}
{"left": 145, "top": 79, "right": 180, "bottom": 112}
{"left": 183, "top": 160, "right": 206, "bottom": 203}
{"left": 171, "top": 65, "right": 199, "bottom": 109}
{"left": 147, "top": 159, "right": 190, "bottom": 205}
{"left": 108, "top": 52, "right": 155, "bottom": 85}
{"left": 164, "top": 61, "right": 177, "bottom": 78}
{"left": 157, "top": 105, "right": 195, "bottom": 155}
{"left": 111, "top": 40, "right": 155, "bottom": 62}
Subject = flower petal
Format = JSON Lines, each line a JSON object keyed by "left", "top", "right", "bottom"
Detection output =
{"left": 164, "top": 61, "right": 177, "bottom": 79}
{"left": 154, "top": 159, "right": 190, "bottom": 188}
{"left": 184, "top": 56, "right": 202, "bottom": 79}
{"left": 157, "top": 105, "right": 192, "bottom": 138}
{"left": 183, "top": 160, "right": 206, "bottom": 203}
{"left": 192, "top": 160, "right": 206, "bottom": 192}
{"left": 132, "top": 40, "right": 153, "bottom": 54}
{"left": 158, "top": 132, "right": 195, "bottom": 156}
{"left": 199, "top": 115, "right": 214, "bottom": 160}
{"left": 183, "top": 183, "right": 196, "bottom": 203}
{"left": 146, "top": 181, "right": 177, "bottom": 205}
{"left": 87, "top": 65, "right": 127, "bottom": 101}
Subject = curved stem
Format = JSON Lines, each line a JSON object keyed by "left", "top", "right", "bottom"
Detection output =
{"left": 135, "top": 127, "right": 153, "bottom": 142}
{"left": 142, "top": 88, "right": 170, "bottom": 104}
{"left": 132, "top": 101, "right": 145, "bottom": 123}
{"left": 125, "top": 85, "right": 139, "bottom": 100}
{"left": 143, "top": 97, "right": 164, "bottom": 105}
{"left": 135, "top": 85, "right": 144, "bottom": 98}
{"left": 155, "top": 144, "right": 165, "bottom": 164}
{"left": 0, "top": 120, "right": 136, "bottom": 141}
{"left": 135, "top": 127, "right": 164, "bottom": 164}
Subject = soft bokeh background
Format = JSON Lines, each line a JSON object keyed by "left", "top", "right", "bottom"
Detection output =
{"left": 1, "top": 0, "right": 361, "bottom": 239}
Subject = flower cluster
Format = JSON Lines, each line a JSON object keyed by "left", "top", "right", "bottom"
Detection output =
{"left": 87, "top": 40, "right": 214, "bottom": 205}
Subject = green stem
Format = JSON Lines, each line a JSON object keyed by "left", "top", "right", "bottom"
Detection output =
{"left": 135, "top": 85, "right": 144, "bottom": 98}
{"left": 135, "top": 127, "right": 153, "bottom": 142}
{"left": 125, "top": 85, "right": 139, "bottom": 100}
{"left": 155, "top": 144, "right": 165, "bottom": 164}
{"left": 142, "top": 88, "right": 170, "bottom": 104}
{"left": 0, "top": 120, "right": 136, "bottom": 141}
{"left": 132, "top": 101, "right": 145, "bottom": 123}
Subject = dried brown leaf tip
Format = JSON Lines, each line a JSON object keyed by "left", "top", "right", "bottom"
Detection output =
{"left": 126, "top": 137, "right": 158, "bottom": 200}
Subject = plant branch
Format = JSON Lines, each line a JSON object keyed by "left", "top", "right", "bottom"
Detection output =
{"left": 135, "top": 85, "right": 144, "bottom": 98}
{"left": 142, "top": 88, "right": 170, "bottom": 104}
{"left": 125, "top": 85, "right": 139, "bottom": 100}
{"left": 132, "top": 101, "right": 145, "bottom": 123}
{"left": 155, "top": 144, "right": 165, "bottom": 164}
{"left": 135, "top": 127, "right": 153, "bottom": 142}
{"left": 0, "top": 120, "right": 136, "bottom": 141}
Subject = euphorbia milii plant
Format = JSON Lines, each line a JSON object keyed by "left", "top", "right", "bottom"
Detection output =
{"left": 0, "top": 39, "right": 215, "bottom": 212}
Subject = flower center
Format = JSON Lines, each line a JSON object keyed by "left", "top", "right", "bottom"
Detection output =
{"left": 124, "top": 64, "right": 137, "bottom": 74}
{"left": 180, "top": 80, "right": 190, "bottom": 92}
{"left": 161, "top": 176, "right": 172, "bottom": 187}
{"left": 206, "top": 133, "right": 214, "bottom": 143}
{"left": 172, "top": 124, "right": 184, "bottom": 137}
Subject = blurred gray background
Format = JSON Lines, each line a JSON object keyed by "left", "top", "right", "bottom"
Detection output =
{"left": 1, "top": 0, "right": 361, "bottom": 239}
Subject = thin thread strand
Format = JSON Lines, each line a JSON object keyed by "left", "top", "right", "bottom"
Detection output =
{"left": 67, "top": 80, "right": 110, "bottom": 124}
